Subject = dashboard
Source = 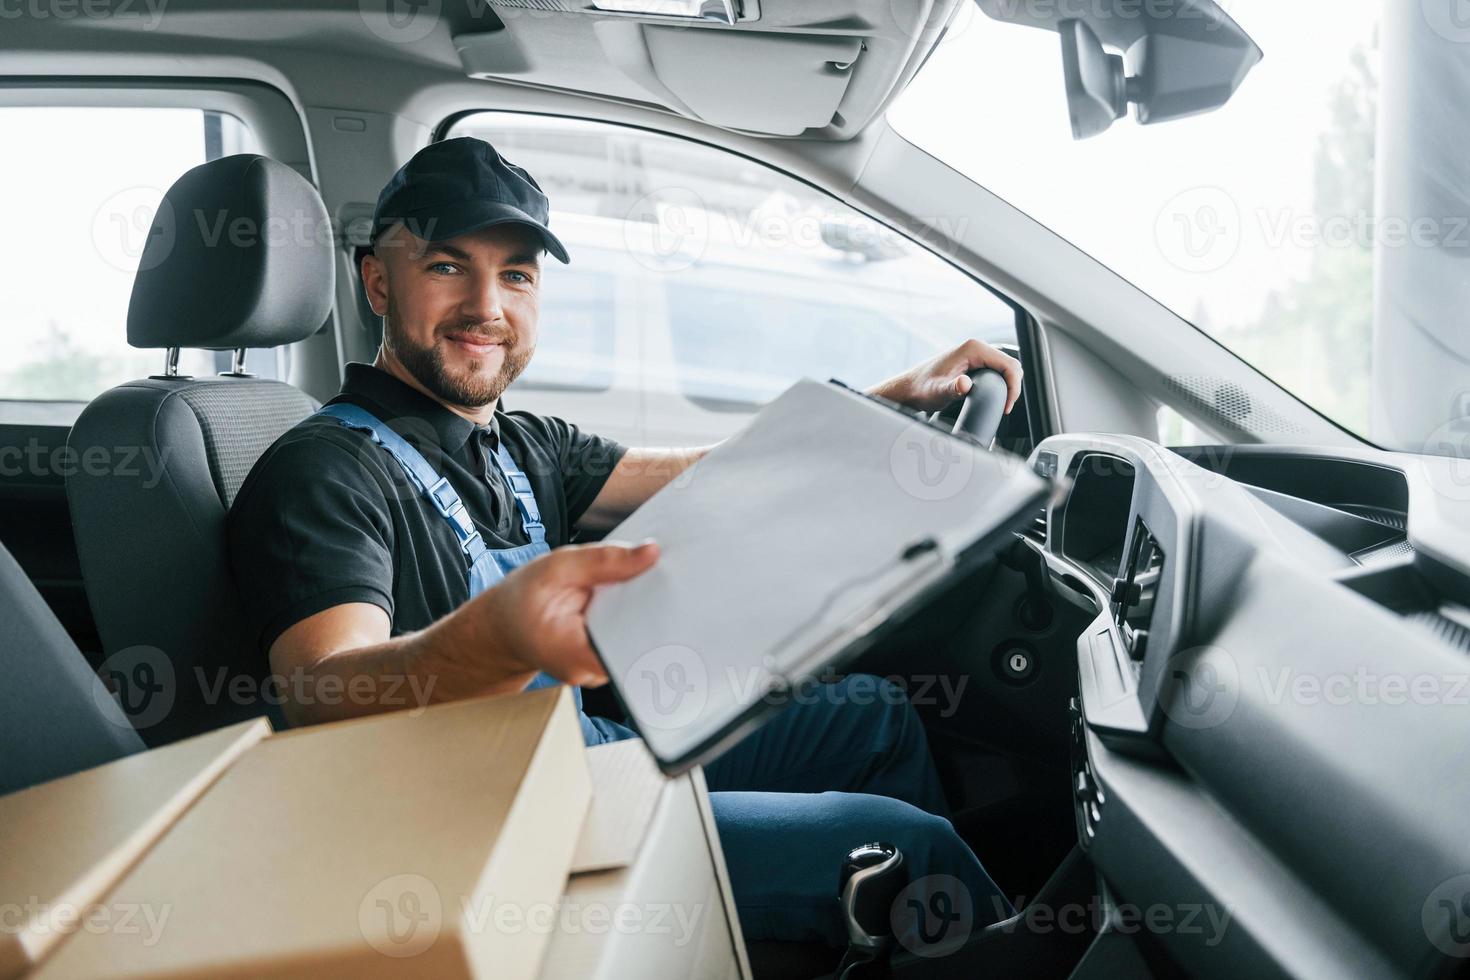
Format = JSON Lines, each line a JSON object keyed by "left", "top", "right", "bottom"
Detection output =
{"left": 1023, "top": 434, "right": 1470, "bottom": 979}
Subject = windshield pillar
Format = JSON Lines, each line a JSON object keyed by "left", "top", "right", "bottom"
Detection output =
{"left": 1371, "top": 2, "right": 1470, "bottom": 452}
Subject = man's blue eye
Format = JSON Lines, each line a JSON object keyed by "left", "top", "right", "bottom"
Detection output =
{"left": 506, "top": 271, "right": 529, "bottom": 283}
{"left": 430, "top": 262, "right": 457, "bottom": 274}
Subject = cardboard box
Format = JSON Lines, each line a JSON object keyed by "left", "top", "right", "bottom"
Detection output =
{"left": 33, "top": 687, "right": 589, "bottom": 979}
{"left": 539, "top": 742, "right": 751, "bottom": 980}
{"left": 0, "top": 719, "right": 270, "bottom": 980}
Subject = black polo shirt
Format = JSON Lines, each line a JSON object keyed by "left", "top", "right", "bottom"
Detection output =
{"left": 227, "top": 363, "right": 627, "bottom": 653}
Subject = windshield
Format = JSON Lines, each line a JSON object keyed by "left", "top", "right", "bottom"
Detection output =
{"left": 890, "top": 1, "right": 1470, "bottom": 456}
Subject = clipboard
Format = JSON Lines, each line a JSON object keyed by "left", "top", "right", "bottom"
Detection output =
{"left": 586, "top": 378, "right": 1053, "bottom": 774}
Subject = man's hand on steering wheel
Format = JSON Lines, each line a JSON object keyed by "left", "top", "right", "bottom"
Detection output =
{"left": 867, "top": 339, "right": 1023, "bottom": 416}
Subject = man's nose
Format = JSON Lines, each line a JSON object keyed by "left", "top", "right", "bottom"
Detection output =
{"left": 461, "top": 274, "right": 505, "bottom": 324}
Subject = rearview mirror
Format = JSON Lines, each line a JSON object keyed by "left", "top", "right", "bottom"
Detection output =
{"left": 976, "top": 0, "right": 1263, "bottom": 140}
{"left": 1060, "top": 19, "right": 1129, "bottom": 140}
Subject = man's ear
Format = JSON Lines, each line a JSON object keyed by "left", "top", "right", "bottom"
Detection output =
{"left": 360, "top": 249, "right": 389, "bottom": 317}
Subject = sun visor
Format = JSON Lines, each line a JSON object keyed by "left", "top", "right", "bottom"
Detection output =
{"left": 639, "top": 28, "right": 862, "bottom": 135}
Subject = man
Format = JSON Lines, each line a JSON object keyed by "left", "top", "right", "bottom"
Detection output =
{"left": 228, "top": 137, "right": 1024, "bottom": 950}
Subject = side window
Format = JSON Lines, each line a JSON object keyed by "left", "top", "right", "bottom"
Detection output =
{"left": 445, "top": 112, "right": 1016, "bottom": 446}
{"left": 664, "top": 284, "right": 916, "bottom": 409}
{"left": 519, "top": 271, "right": 616, "bottom": 393}
{"left": 0, "top": 105, "right": 278, "bottom": 405}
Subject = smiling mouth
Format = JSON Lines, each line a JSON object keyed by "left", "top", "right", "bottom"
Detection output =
{"left": 443, "top": 332, "right": 508, "bottom": 356}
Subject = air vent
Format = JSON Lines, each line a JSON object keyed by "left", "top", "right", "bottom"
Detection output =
{"left": 1114, "top": 517, "right": 1164, "bottom": 664}
{"left": 1408, "top": 608, "right": 1470, "bottom": 656}
{"left": 1335, "top": 504, "right": 1408, "bottom": 532}
{"left": 1141, "top": 543, "right": 1164, "bottom": 575}
{"left": 1022, "top": 505, "right": 1049, "bottom": 545}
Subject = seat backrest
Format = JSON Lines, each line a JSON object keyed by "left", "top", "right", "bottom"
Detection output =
{"left": 0, "top": 539, "right": 144, "bottom": 795}
{"left": 66, "top": 154, "right": 334, "bottom": 747}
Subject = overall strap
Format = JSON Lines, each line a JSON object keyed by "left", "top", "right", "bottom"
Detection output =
{"left": 488, "top": 441, "right": 547, "bottom": 546}
{"left": 317, "top": 404, "right": 612, "bottom": 745}
{"left": 316, "top": 403, "right": 489, "bottom": 568}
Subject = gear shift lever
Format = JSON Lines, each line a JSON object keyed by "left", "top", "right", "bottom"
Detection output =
{"left": 834, "top": 842, "right": 907, "bottom": 980}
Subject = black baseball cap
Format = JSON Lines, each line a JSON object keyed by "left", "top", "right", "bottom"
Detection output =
{"left": 370, "top": 137, "right": 570, "bottom": 263}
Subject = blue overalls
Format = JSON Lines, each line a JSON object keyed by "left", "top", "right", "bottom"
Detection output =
{"left": 317, "top": 402, "right": 1013, "bottom": 951}
{"left": 317, "top": 403, "right": 634, "bottom": 745}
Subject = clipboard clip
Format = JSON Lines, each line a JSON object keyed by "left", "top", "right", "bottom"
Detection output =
{"left": 901, "top": 537, "right": 940, "bottom": 562}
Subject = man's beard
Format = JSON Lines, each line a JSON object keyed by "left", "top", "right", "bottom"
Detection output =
{"left": 384, "top": 304, "right": 533, "bottom": 409}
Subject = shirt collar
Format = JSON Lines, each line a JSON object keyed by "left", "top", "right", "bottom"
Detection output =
{"left": 336, "top": 362, "right": 498, "bottom": 455}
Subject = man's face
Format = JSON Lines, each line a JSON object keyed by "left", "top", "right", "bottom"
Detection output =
{"left": 363, "top": 222, "right": 543, "bottom": 410}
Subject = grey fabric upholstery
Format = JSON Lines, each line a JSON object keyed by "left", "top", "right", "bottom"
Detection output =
{"left": 67, "top": 377, "right": 317, "bottom": 747}
{"left": 127, "top": 154, "right": 335, "bottom": 351}
{"left": 68, "top": 153, "right": 333, "bottom": 747}
{"left": 177, "top": 382, "right": 319, "bottom": 509}
{"left": 0, "top": 539, "right": 144, "bottom": 796}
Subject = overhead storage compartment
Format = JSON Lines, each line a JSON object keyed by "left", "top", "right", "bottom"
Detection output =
{"left": 454, "top": 0, "right": 961, "bottom": 138}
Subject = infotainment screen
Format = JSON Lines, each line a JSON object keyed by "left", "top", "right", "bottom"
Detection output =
{"left": 1059, "top": 454, "right": 1136, "bottom": 582}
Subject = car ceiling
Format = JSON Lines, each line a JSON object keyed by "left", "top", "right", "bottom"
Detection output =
{"left": 2, "top": 0, "right": 967, "bottom": 140}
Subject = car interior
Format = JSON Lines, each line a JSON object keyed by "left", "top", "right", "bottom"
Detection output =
{"left": 4, "top": 0, "right": 1470, "bottom": 978}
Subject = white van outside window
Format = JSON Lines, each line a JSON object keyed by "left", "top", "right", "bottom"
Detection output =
{"left": 444, "top": 112, "right": 1018, "bottom": 447}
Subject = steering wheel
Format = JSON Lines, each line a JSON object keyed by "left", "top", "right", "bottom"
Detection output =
{"left": 951, "top": 368, "right": 1009, "bottom": 448}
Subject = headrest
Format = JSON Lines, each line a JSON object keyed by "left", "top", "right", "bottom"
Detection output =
{"left": 127, "top": 155, "right": 335, "bottom": 351}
